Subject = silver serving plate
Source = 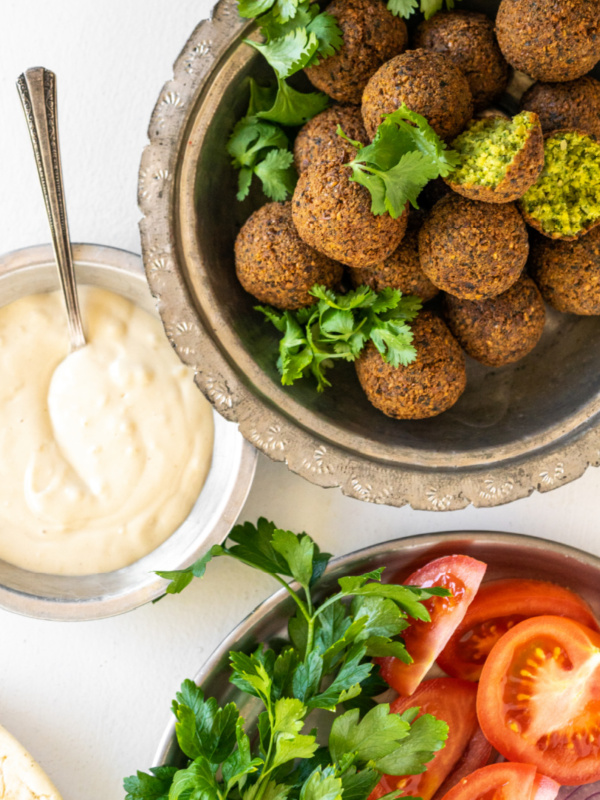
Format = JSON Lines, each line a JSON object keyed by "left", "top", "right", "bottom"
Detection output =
{"left": 138, "top": 0, "right": 600, "bottom": 510}
{"left": 153, "top": 531, "right": 600, "bottom": 772}
{"left": 0, "top": 243, "right": 257, "bottom": 620}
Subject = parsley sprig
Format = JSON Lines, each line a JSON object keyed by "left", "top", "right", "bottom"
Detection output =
{"left": 228, "top": 0, "right": 342, "bottom": 202}
{"left": 125, "top": 520, "right": 450, "bottom": 800}
{"left": 387, "top": 0, "right": 463, "bottom": 19}
{"left": 341, "top": 105, "right": 460, "bottom": 219}
{"left": 256, "top": 285, "right": 422, "bottom": 392}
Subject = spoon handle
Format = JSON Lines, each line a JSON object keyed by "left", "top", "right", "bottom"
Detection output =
{"left": 16, "top": 67, "right": 86, "bottom": 350}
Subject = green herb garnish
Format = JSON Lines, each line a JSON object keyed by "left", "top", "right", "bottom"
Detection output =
{"left": 342, "top": 105, "right": 460, "bottom": 219}
{"left": 387, "top": 0, "right": 463, "bottom": 20}
{"left": 125, "top": 520, "right": 450, "bottom": 800}
{"left": 256, "top": 285, "right": 422, "bottom": 392}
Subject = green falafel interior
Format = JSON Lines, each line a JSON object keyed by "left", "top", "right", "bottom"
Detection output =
{"left": 520, "top": 131, "right": 600, "bottom": 239}
{"left": 339, "top": 104, "right": 460, "bottom": 218}
{"left": 449, "top": 112, "right": 536, "bottom": 189}
{"left": 257, "top": 284, "right": 422, "bottom": 391}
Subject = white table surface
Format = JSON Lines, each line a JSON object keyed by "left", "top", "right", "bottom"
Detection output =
{"left": 1, "top": 2, "right": 600, "bottom": 799}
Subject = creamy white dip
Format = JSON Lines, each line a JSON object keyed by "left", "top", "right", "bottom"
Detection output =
{"left": 0, "top": 287, "right": 214, "bottom": 575}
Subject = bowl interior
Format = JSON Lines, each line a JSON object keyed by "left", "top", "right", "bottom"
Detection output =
{"left": 175, "top": 0, "right": 600, "bottom": 471}
{"left": 0, "top": 244, "right": 256, "bottom": 620}
{"left": 154, "top": 531, "right": 600, "bottom": 768}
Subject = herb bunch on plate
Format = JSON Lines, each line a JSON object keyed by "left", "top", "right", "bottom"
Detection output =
{"left": 124, "top": 520, "right": 450, "bottom": 800}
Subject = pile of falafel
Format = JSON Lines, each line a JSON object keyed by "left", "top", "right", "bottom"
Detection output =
{"left": 235, "top": 0, "right": 600, "bottom": 420}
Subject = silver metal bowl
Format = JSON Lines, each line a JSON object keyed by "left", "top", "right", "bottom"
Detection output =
{"left": 152, "top": 531, "right": 600, "bottom": 770}
{"left": 0, "top": 243, "right": 257, "bottom": 621}
{"left": 138, "top": 0, "right": 600, "bottom": 510}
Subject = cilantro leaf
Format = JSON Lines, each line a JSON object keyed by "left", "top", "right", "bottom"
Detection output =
{"left": 169, "top": 757, "right": 220, "bottom": 800}
{"left": 254, "top": 148, "right": 297, "bottom": 201}
{"left": 369, "top": 320, "right": 416, "bottom": 368}
{"left": 246, "top": 28, "right": 319, "bottom": 79}
{"left": 386, "top": 105, "right": 460, "bottom": 177}
{"left": 386, "top": 0, "right": 419, "bottom": 16}
{"left": 227, "top": 117, "right": 288, "bottom": 168}
{"left": 421, "top": 0, "right": 462, "bottom": 20}
{"left": 300, "top": 769, "right": 343, "bottom": 800}
{"left": 256, "top": 78, "right": 329, "bottom": 126}
{"left": 124, "top": 766, "right": 178, "bottom": 800}
{"left": 257, "top": 4, "right": 315, "bottom": 41}
{"left": 238, "top": 0, "right": 276, "bottom": 17}
{"left": 373, "top": 712, "right": 449, "bottom": 775}
{"left": 171, "top": 681, "right": 239, "bottom": 764}
{"left": 305, "top": 12, "right": 344, "bottom": 66}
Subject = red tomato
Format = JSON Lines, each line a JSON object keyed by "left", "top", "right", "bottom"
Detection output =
{"left": 437, "top": 579, "right": 599, "bottom": 681}
{"left": 438, "top": 763, "right": 559, "bottom": 800}
{"left": 377, "top": 555, "right": 487, "bottom": 696}
{"left": 368, "top": 678, "right": 491, "bottom": 800}
{"left": 477, "top": 615, "right": 600, "bottom": 785}
{"left": 431, "top": 728, "right": 494, "bottom": 800}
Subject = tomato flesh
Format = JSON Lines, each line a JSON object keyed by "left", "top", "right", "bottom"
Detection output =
{"left": 438, "top": 763, "right": 538, "bottom": 800}
{"left": 369, "top": 678, "right": 490, "bottom": 800}
{"left": 377, "top": 555, "right": 487, "bottom": 696}
{"left": 477, "top": 615, "right": 600, "bottom": 785}
{"left": 437, "top": 579, "right": 599, "bottom": 682}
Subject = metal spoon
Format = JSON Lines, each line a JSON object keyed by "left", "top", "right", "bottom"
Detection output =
{"left": 16, "top": 67, "right": 86, "bottom": 351}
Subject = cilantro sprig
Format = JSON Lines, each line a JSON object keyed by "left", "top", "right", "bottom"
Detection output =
{"left": 227, "top": 0, "right": 342, "bottom": 201}
{"left": 126, "top": 520, "right": 450, "bottom": 800}
{"left": 342, "top": 105, "right": 460, "bottom": 219}
{"left": 256, "top": 285, "right": 421, "bottom": 392}
{"left": 387, "top": 0, "right": 463, "bottom": 19}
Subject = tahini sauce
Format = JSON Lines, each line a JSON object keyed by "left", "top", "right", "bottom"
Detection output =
{"left": 0, "top": 287, "right": 214, "bottom": 575}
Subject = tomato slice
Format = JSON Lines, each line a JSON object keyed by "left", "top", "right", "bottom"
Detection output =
{"left": 437, "top": 763, "right": 559, "bottom": 800}
{"left": 477, "top": 615, "right": 600, "bottom": 785}
{"left": 437, "top": 579, "right": 599, "bottom": 682}
{"left": 368, "top": 678, "right": 491, "bottom": 800}
{"left": 377, "top": 555, "right": 487, "bottom": 696}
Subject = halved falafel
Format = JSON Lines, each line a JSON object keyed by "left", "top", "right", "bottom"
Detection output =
{"left": 418, "top": 195, "right": 529, "bottom": 300}
{"left": 292, "top": 161, "right": 408, "bottom": 269}
{"left": 520, "top": 77, "right": 600, "bottom": 141}
{"left": 530, "top": 227, "right": 600, "bottom": 315}
{"left": 350, "top": 215, "right": 439, "bottom": 301}
{"left": 355, "top": 311, "right": 466, "bottom": 419}
{"left": 235, "top": 201, "right": 343, "bottom": 309}
{"left": 293, "top": 105, "right": 368, "bottom": 174}
{"left": 303, "top": 0, "right": 408, "bottom": 105}
{"left": 414, "top": 11, "right": 508, "bottom": 110}
{"left": 444, "top": 274, "right": 546, "bottom": 367}
{"left": 361, "top": 49, "right": 474, "bottom": 141}
{"left": 495, "top": 0, "right": 600, "bottom": 82}
{"left": 445, "top": 111, "right": 544, "bottom": 203}
{"left": 519, "top": 129, "right": 600, "bottom": 240}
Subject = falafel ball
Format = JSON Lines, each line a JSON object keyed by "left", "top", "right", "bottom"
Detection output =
{"left": 414, "top": 11, "right": 509, "bottom": 109}
{"left": 418, "top": 195, "right": 529, "bottom": 300}
{"left": 520, "top": 77, "right": 600, "bottom": 141}
{"left": 444, "top": 274, "right": 546, "bottom": 367}
{"left": 234, "top": 201, "right": 343, "bottom": 309}
{"left": 530, "top": 227, "right": 600, "bottom": 315}
{"left": 292, "top": 161, "right": 408, "bottom": 269}
{"left": 495, "top": 0, "right": 600, "bottom": 82}
{"left": 303, "top": 0, "right": 408, "bottom": 105}
{"left": 293, "top": 106, "right": 369, "bottom": 174}
{"left": 519, "top": 129, "right": 600, "bottom": 240}
{"left": 350, "top": 215, "right": 439, "bottom": 301}
{"left": 355, "top": 311, "right": 466, "bottom": 419}
{"left": 361, "top": 49, "right": 474, "bottom": 141}
{"left": 445, "top": 111, "right": 544, "bottom": 203}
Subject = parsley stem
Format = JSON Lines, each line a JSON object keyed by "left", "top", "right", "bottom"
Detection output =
{"left": 271, "top": 574, "right": 311, "bottom": 624}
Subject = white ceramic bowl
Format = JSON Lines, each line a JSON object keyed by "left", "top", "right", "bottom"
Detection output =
{"left": 0, "top": 243, "right": 257, "bottom": 620}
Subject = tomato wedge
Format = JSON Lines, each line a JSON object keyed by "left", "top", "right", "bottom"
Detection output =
{"left": 438, "top": 763, "right": 560, "bottom": 800}
{"left": 368, "top": 678, "right": 491, "bottom": 800}
{"left": 477, "top": 615, "right": 600, "bottom": 785}
{"left": 438, "top": 579, "right": 599, "bottom": 681}
{"left": 431, "top": 728, "right": 494, "bottom": 800}
{"left": 377, "top": 555, "right": 487, "bottom": 696}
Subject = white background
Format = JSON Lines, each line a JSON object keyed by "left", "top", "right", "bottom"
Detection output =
{"left": 1, "top": 2, "right": 600, "bottom": 799}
